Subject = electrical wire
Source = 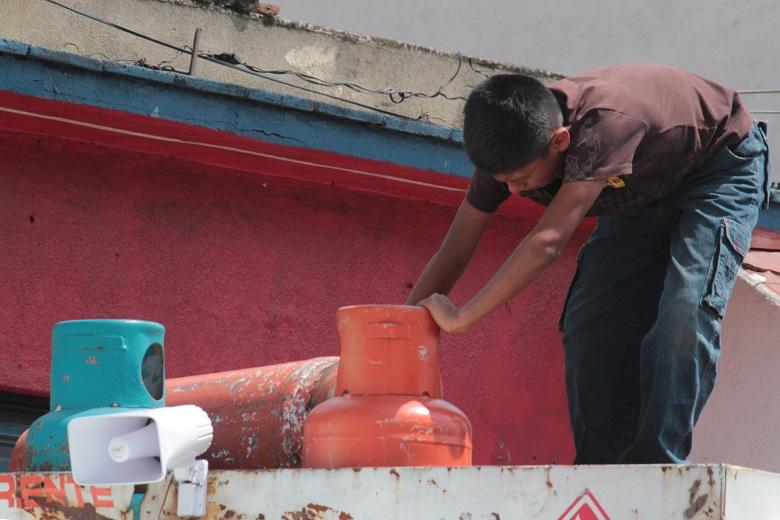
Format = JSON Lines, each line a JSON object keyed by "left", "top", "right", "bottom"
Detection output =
{"left": 467, "top": 58, "right": 491, "bottom": 79}
{"left": 197, "top": 54, "right": 430, "bottom": 119}
{"left": 42, "top": 0, "right": 187, "bottom": 54}
{"left": 37, "top": 0, "right": 780, "bottom": 115}
{"left": 39, "top": 0, "right": 466, "bottom": 121}
{"left": 201, "top": 52, "right": 467, "bottom": 103}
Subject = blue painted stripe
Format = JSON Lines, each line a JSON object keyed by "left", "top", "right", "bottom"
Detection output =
{"left": 0, "top": 38, "right": 473, "bottom": 177}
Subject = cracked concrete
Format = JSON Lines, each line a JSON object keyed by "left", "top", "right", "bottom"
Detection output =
{"left": 0, "top": 0, "right": 560, "bottom": 129}
{"left": 239, "top": 128, "right": 306, "bottom": 146}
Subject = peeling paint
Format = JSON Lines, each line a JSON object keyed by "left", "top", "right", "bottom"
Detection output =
{"left": 166, "top": 358, "right": 338, "bottom": 469}
{"left": 284, "top": 45, "right": 338, "bottom": 79}
{"left": 138, "top": 465, "right": 733, "bottom": 517}
{"left": 282, "top": 502, "right": 351, "bottom": 520}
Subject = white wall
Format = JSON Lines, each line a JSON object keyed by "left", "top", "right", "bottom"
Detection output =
{"left": 279, "top": 0, "right": 780, "bottom": 187}
{"left": 692, "top": 272, "right": 780, "bottom": 472}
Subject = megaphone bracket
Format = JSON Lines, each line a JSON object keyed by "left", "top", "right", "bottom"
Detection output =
{"left": 173, "top": 459, "right": 209, "bottom": 517}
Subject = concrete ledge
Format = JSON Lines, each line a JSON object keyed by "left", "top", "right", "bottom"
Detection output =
{"left": 0, "top": 40, "right": 476, "bottom": 178}
{"left": 0, "top": 0, "right": 559, "bottom": 128}
{"left": 0, "top": 38, "right": 463, "bottom": 144}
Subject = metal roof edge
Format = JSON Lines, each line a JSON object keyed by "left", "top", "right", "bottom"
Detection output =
{"left": 0, "top": 37, "right": 464, "bottom": 145}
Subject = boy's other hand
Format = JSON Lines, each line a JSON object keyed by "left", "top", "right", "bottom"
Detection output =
{"left": 418, "top": 293, "right": 472, "bottom": 334}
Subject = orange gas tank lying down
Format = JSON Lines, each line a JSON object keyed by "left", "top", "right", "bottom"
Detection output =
{"left": 302, "top": 305, "right": 472, "bottom": 468}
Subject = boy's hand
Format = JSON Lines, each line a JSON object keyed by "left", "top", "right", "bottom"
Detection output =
{"left": 418, "top": 293, "right": 473, "bottom": 334}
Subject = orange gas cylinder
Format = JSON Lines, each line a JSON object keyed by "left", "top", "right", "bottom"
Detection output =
{"left": 302, "top": 305, "right": 472, "bottom": 467}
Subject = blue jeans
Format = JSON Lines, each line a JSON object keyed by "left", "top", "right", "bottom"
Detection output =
{"left": 560, "top": 122, "right": 770, "bottom": 464}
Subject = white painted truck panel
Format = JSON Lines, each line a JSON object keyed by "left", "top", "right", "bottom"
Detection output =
{"left": 2, "top": 465, "right": 780, "bottom": 519}
{"left": 139, "top": 465, "right": 739, "bottom": 519}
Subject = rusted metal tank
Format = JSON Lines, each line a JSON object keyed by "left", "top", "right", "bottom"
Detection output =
{"left": 302, "top": 305, "right": 472, "bottom": 467}
{"left": 17, "top": 319, "right": 166, "bottom": 472}
{"left": 12, "top": 357, "right": 339, "bottom": 472}
{"left": 8, "top": 431, "right": 27, "bottom": 472}
{"left": 167, "top": 357, "right": 338, "bottom": 469}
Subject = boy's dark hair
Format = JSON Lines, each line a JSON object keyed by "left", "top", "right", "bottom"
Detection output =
{"left": 463, "top": 74, "right": 562, "bottom": 175}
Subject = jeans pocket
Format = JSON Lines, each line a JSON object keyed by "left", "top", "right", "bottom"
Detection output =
{"left": 701, "top": 218, "right": 751, "bottom": 318}
{"left": 724, "top": 124, "right": 765, "bottom": 163}
{"left": 558, "top": 244, "right": 587, "bottom": 331}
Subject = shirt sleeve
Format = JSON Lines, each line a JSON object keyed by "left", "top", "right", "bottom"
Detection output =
{"left": 465, "top": 168, "right": 511, "bottom": 213}
{"left": 563, "top": 110, "right": 647, "bottom": 182}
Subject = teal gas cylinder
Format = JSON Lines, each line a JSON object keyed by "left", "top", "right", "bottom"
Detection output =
{"left": 24, "top": 319, "right": 165, "bottom": 471}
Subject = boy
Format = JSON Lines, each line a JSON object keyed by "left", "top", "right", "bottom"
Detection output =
{"left": 406, "top": 64, "right": 770, "bottom": 464}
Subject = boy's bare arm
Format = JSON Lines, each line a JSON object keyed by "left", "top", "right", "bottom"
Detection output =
{"left": 404, "top": 198, "right": 493, "bottom": 305}
{"left": 420, "top": 180, "right": 604, "bottom": 332}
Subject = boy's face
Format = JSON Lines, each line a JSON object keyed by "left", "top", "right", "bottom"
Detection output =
{"left": 493, "top": 127, "right": 570, "bottom": 194}
{"left": 493, "top": 151, "right": 562, "bottom": 193}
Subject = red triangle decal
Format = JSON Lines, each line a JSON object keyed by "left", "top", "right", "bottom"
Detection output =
{"left": 557, "top": 490, "right": 611, "bottom": 520}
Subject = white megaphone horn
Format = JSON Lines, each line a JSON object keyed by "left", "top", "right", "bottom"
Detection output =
{"left": 107, "top": 421, "right": 158, "bottom": 462}
{"left": 68, "top": 405, "right": 213, "bottom": 517}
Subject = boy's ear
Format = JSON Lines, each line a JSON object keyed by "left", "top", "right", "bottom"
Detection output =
{"left": 551, "top": 127, "right": 571, "bottom": 153}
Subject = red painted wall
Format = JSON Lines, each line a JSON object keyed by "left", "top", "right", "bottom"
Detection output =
{"left": 0, "top": 96, "right": 592, "bottom": 465}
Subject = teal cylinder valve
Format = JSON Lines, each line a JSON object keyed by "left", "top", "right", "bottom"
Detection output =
{"left": 25, "top": 319, "right": 165, "bottom": 471}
